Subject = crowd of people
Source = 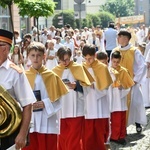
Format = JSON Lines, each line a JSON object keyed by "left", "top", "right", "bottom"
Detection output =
{"left": 0, "top": 21, "right": 150, "bottom": 150}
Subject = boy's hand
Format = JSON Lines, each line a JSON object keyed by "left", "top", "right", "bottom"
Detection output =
{"left": 118, "top": 85, "right": 123, "bottom": 90}
{"left": 33, "top": 101, "right": 45, "bottom": 110}
{"left": 65, "top": 82, "right": 76, "bottom": 89}
{"left": 147, "top": 62, "right": 150, "bottom": 68}
{"left": 90, "top": 83, "right": 95, "bottom": 89}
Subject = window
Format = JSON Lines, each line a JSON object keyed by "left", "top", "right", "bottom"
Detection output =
{"left": 0, "top": 6, "right": 10, "bottom": 30}
{"left": 139, "top": 6, "right": 143, "bottom": 11}
{"left": 54, "top": 0, "right": 61, "bottom": 10}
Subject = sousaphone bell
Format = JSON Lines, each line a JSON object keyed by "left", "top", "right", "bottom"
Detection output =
{"left": 0, "top": 85, "right": 22, "bottom": 138}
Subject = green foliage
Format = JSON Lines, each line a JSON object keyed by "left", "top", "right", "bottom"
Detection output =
{"left": 100, "top": 0, "right": 135, "bottom": 17}
{"left": 52, "top": 10, "right": 114, "bottom": 29}
{"left": 87, "top": 14, "right": 101, "bottom": 27}
{"left": 98, "top": 11, "right": 115, "bottom": 28}
{"left": 0, "top": 0, "right": 21, "bottom": 7}
{"left": 81, "top": 15, "right": 92, "bottom": 28}
{"left": 18, "top": 0, "right": 55, "bottom": 18}
{"left": 53, "top": 10, "right": 76, "bottom": 28}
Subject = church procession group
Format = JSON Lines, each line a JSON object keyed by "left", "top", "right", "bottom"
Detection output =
{"left": 0, "top": 22, "right": 150, "bottom": 150}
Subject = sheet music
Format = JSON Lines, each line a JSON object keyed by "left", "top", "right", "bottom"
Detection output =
{"left": 6, "top": 144, "right": 20, "bottom": 150}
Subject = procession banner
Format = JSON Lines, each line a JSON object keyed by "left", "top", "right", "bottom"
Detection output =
{"left": 115, "top": 15, "right": 145, "bottom": 24}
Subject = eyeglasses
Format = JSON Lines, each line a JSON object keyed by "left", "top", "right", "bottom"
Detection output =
{"left": 60, "top": 58, "right": 70, "bottom": 63}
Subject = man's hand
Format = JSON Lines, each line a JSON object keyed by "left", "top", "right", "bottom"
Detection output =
{"left": 15, "top": 133, "right": 26, "bottom": 149}
{"left": 15, "top": 104, "right": 32, "bottom": 149}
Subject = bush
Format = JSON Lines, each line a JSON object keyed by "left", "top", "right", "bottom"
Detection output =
{"left": 53, "top": 10, "right": 76, "bottom": 28}
{"left": 98, "top": 11, "right": 115, "bottom": 28}
{"left": 87, "top": 14, "right": 101, "bottom": 27}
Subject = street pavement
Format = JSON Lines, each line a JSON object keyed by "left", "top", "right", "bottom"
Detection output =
{"left": 110, "top": 108, "right": 150, "bottom": 150}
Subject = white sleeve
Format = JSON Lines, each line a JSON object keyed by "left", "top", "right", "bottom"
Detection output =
{"left": 133, "top": 49, "right": 147, "bottom": 83}
{"left": 14, "top": 72, "right": 36, "bottom": 107}
{"left": 120, "top": 88, "right": 130, "bottom": 99}
{"left": 42, "top": 98, "right": 61, "bottom": 118}
{"left": 146, "top": 48, "right": 150, "bottom": 62}
{"left": 95, "top": 88, "right": 107, "bottom": 100}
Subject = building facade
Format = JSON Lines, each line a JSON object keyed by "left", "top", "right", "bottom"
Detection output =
{"left": 134, "top": 0, "right": 150, "bottom": 26}
{"left": 0, "top": 5, "right": 32, "bottom": 38}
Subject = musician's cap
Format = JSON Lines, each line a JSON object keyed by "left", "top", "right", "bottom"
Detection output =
{"left": 0, "top": 29, "right": 13, "bottom": 45}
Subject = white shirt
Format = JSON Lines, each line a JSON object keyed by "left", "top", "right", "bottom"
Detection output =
{"left": 64, "top": 42, "right": 74, "bottom": 56}
{"left": 48, "top": 30, "right": 56, "bottom": 38}
{"left": 88, "top": 37, "right": 100, "bottom": 48}
{"left": 104, "top": 28, "right": 118, "bottom": 50}
{"left": 41, "top": 34, "right": 48, "bottom": 45}
{"left": 74, "top": 55, "right": 84, "bottom": 64}
{"left": 54, "top": 43, "right": 64, "bottom": 52}
{"left": 0, "top": 59, "right": 36, "bottom": 107}
{"left": 144, "top": 42, "right": 150, "bottom": 60}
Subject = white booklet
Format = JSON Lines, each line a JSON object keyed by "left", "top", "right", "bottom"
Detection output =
{"left": 6, "top": 144, "right": 20, "bottom": 150}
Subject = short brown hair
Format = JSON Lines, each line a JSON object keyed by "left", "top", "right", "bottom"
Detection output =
{"left": 118, "top": 30, "right": 131, "bottom": 40}
{"left": 27, "top": 42, "right": 45, "bottom": 55}
{"left": 82, "top": 45, "right": 96, "bottom": 56}
{"left": 96, "top": 51, "right": 108, "bottom": 60}
{"left": 111, "top": 51, "right": 121, "bottom": 59}
{"left": 57, "top": 47, "right": 72, "bottom": 60}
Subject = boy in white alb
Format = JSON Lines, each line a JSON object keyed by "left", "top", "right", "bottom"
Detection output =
{"left": 82, "top": 45, "right": 113, "bottom": 150}
{"left": 53, "top": 47, "right": 94, "bottom": 150}
{"left": 22, "top": 42, "right": 68, "bottom": 150}
{"left": 109, "top": 51, "right": 134, "bottom": 145}
{"left": 112, "top": 30, "right": 147, "bottom": 133}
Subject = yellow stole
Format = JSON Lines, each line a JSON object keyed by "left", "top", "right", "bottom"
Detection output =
{"left": 83, "top": 60, "right": 113, "bottom": 90}
{"left": 52, "top": 61, "right": 94, "bottom": 86}
{"left": 113, "top": 46, "right": 135, "bottom": 78}
{"left": 110, "top": 65, "right": 135, "bottom": 89}
{"left": 25, "top": 66, "right": 69, "bottom": 102}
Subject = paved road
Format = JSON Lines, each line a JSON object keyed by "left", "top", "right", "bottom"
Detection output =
{"left": 110, "top": 108, "right": 150, "bottom": 150}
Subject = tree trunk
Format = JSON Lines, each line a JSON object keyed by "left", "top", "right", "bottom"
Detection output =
{"left": 37, "top": 17, "right": 39, "bottom": 42}
{"left": 8, "top": 4, "right": 16, "bottom": 45}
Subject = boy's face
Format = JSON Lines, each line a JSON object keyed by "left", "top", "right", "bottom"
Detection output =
{"left": 111, "top": 58, "right": 120, "bottom": 69}
{"left": 99, "top": 59, "right": 108, "bottom": 65}
{"left": 28, "top": 49, "right": 45, "bottom": 70}
{"left": 59, "top": 54, "right": 71, "bottom": 67}
{"left": 117, "top": 35, "right": 129, "bottom": 46}
{"left": 84, "top": 54, "right": 95, "bottom": 65}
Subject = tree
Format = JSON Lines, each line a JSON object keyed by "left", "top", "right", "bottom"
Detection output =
{"left": 87, "top": 14, "right": 101, "bottom": 27}
{"left": 98, "top": 11, "right": 115, "bottom": 28}
{"left": 53, "top": 10, "right": 76, "bottom": 29}
{"left": 81, "top": 15, "right": 93, "bottom": 28}
{"left": 100, "top": 0, "right": 135, "bottom": 17}
{"left": 0, "top": 0, "right": 21, "bottom": 44}
{"left": 18, "top": 0, "right": 55, "bottom": 41}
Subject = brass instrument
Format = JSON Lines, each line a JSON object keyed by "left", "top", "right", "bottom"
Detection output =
{"left": 0, "top": 85, "right": 22, "bottom": 138}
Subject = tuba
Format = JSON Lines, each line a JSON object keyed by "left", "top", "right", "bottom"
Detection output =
{"left": 0, "top": 85, "right": 22, "bottom": 138}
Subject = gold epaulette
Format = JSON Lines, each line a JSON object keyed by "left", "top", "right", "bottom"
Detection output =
{"left": 10, "top": 63, "right": 23, "bottom": 73}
